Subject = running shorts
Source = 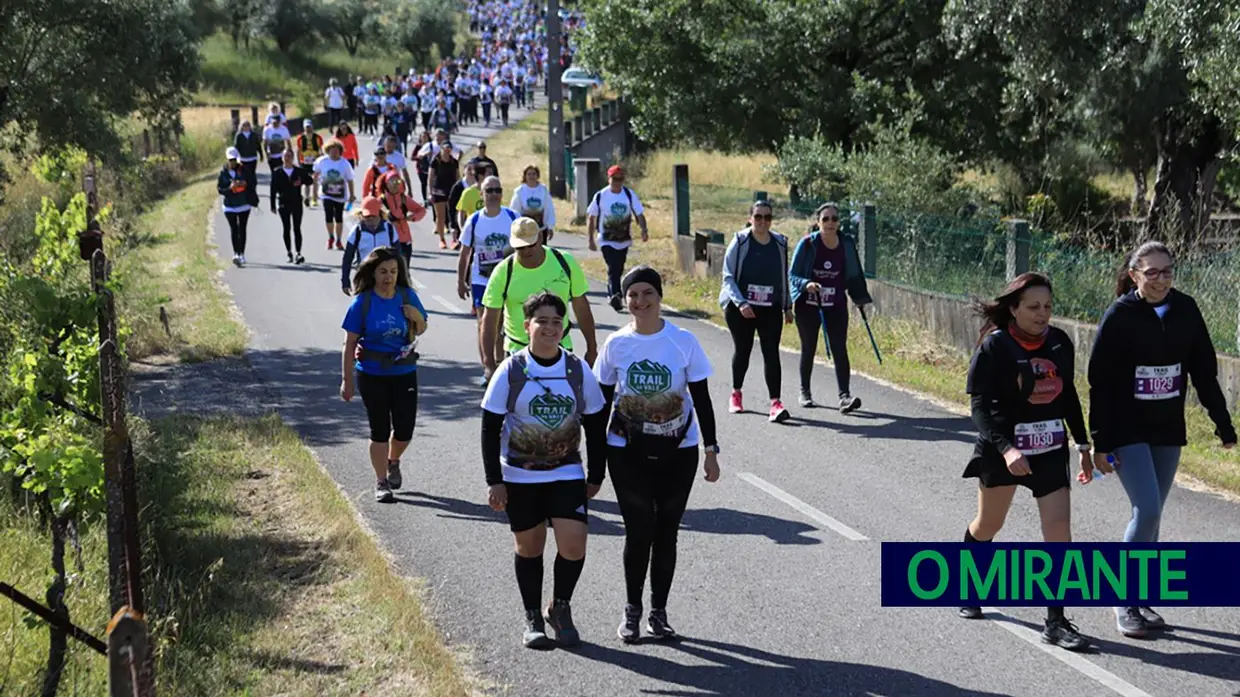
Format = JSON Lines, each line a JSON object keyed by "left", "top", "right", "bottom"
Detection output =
{"left": 322, "top": 200, "right": 345, "bottom": 224}
{"left": 298, "top": 164, "right": 315, "bottom": 181}
{"left": 504, "top": 478, "right": 588, "bottom": 533}
{"left": 472, "top": 283, "right": 486, "bottom": 308}
{"left": 963, "top": 447, "right": 1069, "bottom": 499}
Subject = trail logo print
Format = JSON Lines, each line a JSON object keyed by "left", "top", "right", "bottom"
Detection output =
{"left": 530, "top": 393, "right": 575, "bottom": 429}
{"left": 627, "top": 360, "right": 672, "bottom": 396}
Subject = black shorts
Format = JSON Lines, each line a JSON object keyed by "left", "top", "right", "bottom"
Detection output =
{"left": 431, "top": 193, "right": 449, "bottom": 205}
{"left": 298, "top": 164, "right": 314, "bottom": 180}
{"left": 963, "top": 448, "right": 1069, "bottom": 498}
{"left": 323, "top": 199, "right": 345, "bottom": 223}
{"left": 504, "top": 478, "right": 588, "bottom": 533}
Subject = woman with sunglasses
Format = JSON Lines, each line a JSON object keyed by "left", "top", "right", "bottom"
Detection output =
{"left": 481, "top": 291, "right": 608, "bottom": 649}
{"left": 788, "top": 203, "right": 872, "bottom": 412}
{"left": 718, "top": 200, "right": 793, "bottom": 423}
{"left": 1087, "top": 240, "right": 1236, "bottom": 638}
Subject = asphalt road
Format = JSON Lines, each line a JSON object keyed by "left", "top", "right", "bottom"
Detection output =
{"left": 210, "top": 106, "right": 1240, "bottom": 697}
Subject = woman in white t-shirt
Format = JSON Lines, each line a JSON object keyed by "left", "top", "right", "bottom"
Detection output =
{"left": 594, "top": 266, "right": 721, "bottom": 644}
{"left": 510, "top": 165, "right": 556, "bottom": 243}
{"left": 480, "top": 291, "right": 608, "bottom": 650}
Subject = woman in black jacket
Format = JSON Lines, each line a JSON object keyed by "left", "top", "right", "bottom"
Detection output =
{"left": 217, "top": 146, "right": 259, "bottom": 267}
{"left": 270, "top": 149, "right": 307, "bottom": 264}
{"left": 233, "top": 120, "right": 262, "bottom": 177}
{"left": 1086, "top": 240, "right": 1236, "bottom": 638}
{"left": 959, "top": 272, "right": 1090, "bottom": 652}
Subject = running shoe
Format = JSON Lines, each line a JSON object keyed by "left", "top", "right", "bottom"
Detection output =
{"left": 303, "top": 195, "right": 310, "bottom": 207}
{"left": 729, "top": 390, "right": 743, "bottom": 414}
{"left": 609, "top": 295, "right": 622, "bottom": 312}
{"left": 232, "top": 254, "right": 241, "bottom": 267}
{"left": 1116, "top": 607, "right": 1148, "bottom": 637}
{"left": 544, "top": 599, "right": 580, "bottom": 646}
{"left": 958, "top": 606, "right": 983, "bottom": 619}
{"left": 238, "top": 255, "right": 247, "bottom": 267}
{"left": 1138, "top": 606, "right": 1166, "bottom": 629}
{"left": 769, "top": 399, "right": 790, "bottom": 423}
{"left": 335, "top": 239, "right": 344, "bottom": 251}
{"left": 1042, "top": 616, "right": 1090, "bottom": 652}
{"left": 295, "top": 254, "right": 305, "bottom": 265}
{"left": 374, "top": 478, "right": 394, "bottom": 503}
{"left": 326, "top": 238, "right": 334, "bottom": 250}
{"left": 287, "top": 251, "right": 294, "bottom": 263}
{"left": 386, "top": 460, "right": 402, "bottom": 490}
{"left": 840, "top": 394, "right": 862, "bottom": 413}
{"left": 617, "top": 603, "right": 642, "bottom": 644}
{"left": 799, "top": 390, "right": 816, "bottom": 408}
{"left": 523, "top": 609, "right": 553, "bottom": 649}
{"left": 647, "top": 608, "right": 678, "bottom": 640}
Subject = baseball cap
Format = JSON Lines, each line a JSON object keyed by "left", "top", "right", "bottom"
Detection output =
{"left": 303, "top": 118, "right": 314, "bottom": 128}
{"left": 360, "top": 197, "right": 383, "bottom": 217}
{"left": 225, "top": 146, "right": 240, "bottom": 160}
{"left": 608, "top": 165, "right": 624, "bottom": 177}
{"left": 509, "top": 217, "right": 543, "bottom": 249}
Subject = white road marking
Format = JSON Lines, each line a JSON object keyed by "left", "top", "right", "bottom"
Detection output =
{"left": 984, "top": 610, "right": 1154, "bottom": 697}
{"left": 431, "top": 293, "right": 467, "bottom": 314}
{"left": 737, "top": 472, "right": 868, "bottom": 541}
{"left": 410, "top": 277, "right": 426, "bottom": 290}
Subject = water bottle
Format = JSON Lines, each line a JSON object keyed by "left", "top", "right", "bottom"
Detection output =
{"left": 346, "top": 200, "right": 353, "bottom": 212}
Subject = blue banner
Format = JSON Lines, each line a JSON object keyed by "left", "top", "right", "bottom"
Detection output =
{"left": 880, "top": 542, "right": 1240, "bottom": 607}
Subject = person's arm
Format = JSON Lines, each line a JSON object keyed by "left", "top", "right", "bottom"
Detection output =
{"left": 788, "top": 236, "right": 811, "bottom": 296}
{"left": 1062, "top": 354, "right": 1089, "bottom": 447}
{"left": 481, "top": 409, "right": 505, "bottom": 485}
{"left": 583, "top": 407, "right": 608, "bottom": 485}
{"left": 571, "top": 296, "right": 598, "bottom": 362}
{"left": 720, "top": 237, "right": 747, "bottom": 308}
{"left": 341, "top": 331, "right": 359, "bottom": 399}
{"left": 341, "top": 232, "right": 357, "bottom": 292}
{"left": 687, "top": 379, "right": 718, "bottom": 448}
{"left": 971, "top": 394, "right": 1015, "bottom": 454}
{"left": 1186, "top": 298, "right": 1238, "bottom": 444}
{"left": 402, "top": 166, "right": 413, "bottom": 192}
{"left": 456, "top": 218, "right": 474, "bottom": 297}
{"left": 480, "top": 305, "right": 502, "bottom": 371}
{"left": 1087, "top": 308, "right": 1122, "bottom": 453}
{"left": 216, "top": 169, "right": 230, "bottom": 197}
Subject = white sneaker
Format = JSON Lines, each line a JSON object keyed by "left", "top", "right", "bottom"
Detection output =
{"left": 232, "top": 254, "right": 241, "bottom": 267}
{"left": 238, "top": 255, "right": 246, "bottom": 267}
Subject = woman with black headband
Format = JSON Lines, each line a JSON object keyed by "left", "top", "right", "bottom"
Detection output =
{"left": 596, "top": 266, "right": 721, "bottom": 643}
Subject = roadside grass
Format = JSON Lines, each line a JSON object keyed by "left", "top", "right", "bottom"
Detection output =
{"left": 1, "top": 414, "right": 477, "bottom": 696}
{"left": 483, "top": 106, "right": 1240, "bottom": 498}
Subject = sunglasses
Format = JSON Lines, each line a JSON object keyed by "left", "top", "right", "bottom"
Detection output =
{"left": 820, "top": 215, "right": 839, "bottom": 222}
{"left": 484, "top": 187, "right": 503, "bottom": 194}
{"left": 752, "top": 214, "right": 773, "bottom": 221}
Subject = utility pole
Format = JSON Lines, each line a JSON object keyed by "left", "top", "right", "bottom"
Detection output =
{"left": 547, "top": 0, "right": 567, "bottom": 199}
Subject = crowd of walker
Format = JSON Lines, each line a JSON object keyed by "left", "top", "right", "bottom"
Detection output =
{"left": 216, "top": 0, "right": 1237, "bottom": 664}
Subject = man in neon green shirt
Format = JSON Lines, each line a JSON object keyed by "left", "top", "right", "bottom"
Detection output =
{"left": 456, "top": 169, "right": 485, "bottom": 230}
{"left": 480, "top": 217, "right": 598, "bottom": 378}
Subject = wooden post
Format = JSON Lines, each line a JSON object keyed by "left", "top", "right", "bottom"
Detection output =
{"left": 251, "top": 105, "right": 259, "bottom": 126}
{"left": 1006, "top": 219, "right": 1031, "bottom": 280}
{"left": 673, "top": 164, "right": 690, "bottom": 237}
{"left": 859, "top": 204, "right": 878, "bottom": 277}
{"left": 592, "top": 107, "right": 602, "bottom": 134}
{"left": 230, "top": 109, "right": 240, "bottom": 133}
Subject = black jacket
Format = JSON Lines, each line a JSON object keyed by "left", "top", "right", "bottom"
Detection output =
{"left": 233, "top": 131, "right": 261, "bottom": 160}
{"left": 270, "top": 165, "right": 308, "bottom": 209}
{"left": 217, "top": 165, "right": 259, "bottom": 210}
{"left": 1088, "top": 289, "right": 1236, "bottom": 452}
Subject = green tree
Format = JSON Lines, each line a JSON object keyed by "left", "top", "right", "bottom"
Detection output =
{"left": 0, "top": 0, "right": 200, "bottom": 158}
{"left": 388, "top": 0, "right": 459, "bottom": 69}
{"left": 328, "top": 0, "right": 393, "bottom": 57}
{"left": 258, "top": 0, "right": 325, "bottom": 55}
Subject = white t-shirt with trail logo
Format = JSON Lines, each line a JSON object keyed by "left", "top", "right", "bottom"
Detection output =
{"left": 511, "top": 183, "right": 556, "bottom": 230}
{"left": 460, "top": 207, "right": 518, "bottom": 286}
{"left": 587, "top": 187, "right": 645, "bottom": 251}
{"left": 313, "top": 156, "right": 355, "bottom": 203}
{"left": 594, "top": 321, "right": 712, "bottom": 449}
{"left": 482, "top": 350, "right": 606, "bottom": 484}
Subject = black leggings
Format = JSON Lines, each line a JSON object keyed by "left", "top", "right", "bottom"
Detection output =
{"left": 357, "top": 370, "right": 418, "bottom": 442}
{"left": 609, "top": 445, "right": 698, "bottom": 609}
{"left": 601, "top": 245, "right": 628, "bottom": 299}
{"left": 794, "top": 302, "right": 850, "bottom": 397}
{"left": 724, "top": 302, "right": 784, "bottom": 399}
{"left": 225, "top": 210, "right": 250, "bottom": 255}
{"left": 266, "top": 159, "right": 280, "bottom": 207}
{"left": 279, "top": 204, "right": 303, "bottom": 254}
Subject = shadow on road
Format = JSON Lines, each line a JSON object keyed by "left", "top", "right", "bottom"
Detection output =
{"left": 589, "top": 500, "right": 823, "bottom": 546}
{"left": 574, "top": 637, "right": 1015, "bottom": 696}
{"left": 768, "top": 408, "right": 977, "bottom": 445}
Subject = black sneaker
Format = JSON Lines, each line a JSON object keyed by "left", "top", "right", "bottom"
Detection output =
{"left": 1043, "top": 616, "right": 1090, "bottom": 652}
{"left": 295, "top": 254, "right": 305, "bottom": 265}
{"left": 287, "top": 251, "right": 295, "bottom": 263}
{"left": 959, "top": 606, "right": 983, "bottom": 619}
{"left": 1116, "top": 607, "right": 1148, "bottom": 637}
{"left": 523, "top": 609, "right": 553, "bottom": 649}
{"left": 798, "top": 390, "right": 816, "bottom": 408}
{"left": 374, "top": 479, "right": 394, "bottom": 503}
{"left": 617, "top": 603, "right": 642, "bottom": 644}
{"left": 386, "top": 460, "right": 402, "bottom": 490}
{"left": 646, "top": 608, "right": 678, "bottom": 640}
{"left": 839, "top": 394, "right": 862, "bottom": 413}
{"left": 1138, "top": 606, "right": 1166, "bottom": 629}
{"left": 544, "top": 599, "right": 580, "bottom": 646}
{"left": 609, "top": 295, "right": 623, "bottom": 312}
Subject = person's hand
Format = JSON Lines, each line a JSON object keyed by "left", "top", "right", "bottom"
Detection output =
{"left": 640, "top": 228, "right": 649, "bottom": 242}
{"left": 402, "top": 304, "right": 427, "bottom": 333}
{"left": 1076, "top": 450, "right": 1094, "bottom": 484}
{"left": 588, "top": 237, "right": 597, "bottom": 252}
{"left": 483, "top": 356, "right": 498, "bottom": 374}
{"left": 703, "top": 451, "right": 720, "bottom": 482}
{"left": 586, "top": 483, "right": 601, "bottom": 499}
{"left": 1003, "top": 447, "right": 1031, "bottom": 476}
{"left": 1094, "top": 451, "right": 1116, "bottom": 474}
{"left": 584, "top": 346, "right": 598, "bottom": 367}
{"left": 487, "top": 483, "right": 508, "bottom": 511}
{"left": 784, "top": 309, "right": 794, "bottom": 325}
{"left": 739, "top": 303, "right": 756, "bottom": 320}
{"left": 805, "top": 282, "right": 821, "bottom": 293}
{"left": 1224, "top": 442, "right": 1236, "bottom": 450}
{"left": 340, "top": 379, "right": 354, "bottom": 402}
{"left": 342, "top": 286, "right": 352, "bottom": 297}
{"left": 458, "top": 279, "right": 470, "bottom": 300}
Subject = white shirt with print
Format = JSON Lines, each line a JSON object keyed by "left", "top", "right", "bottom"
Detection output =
{"left": 262, "top": 124, "right": 291, "bottom": 158}
{"left": 586, "top": 186, "right": 645, "bottom": 250}
{"left": 510, "top": 183, "right": 556, "bottom": 229}
{"left": 481, "top": 350, "right": 606, "bottom": 484}
{"left": 594, "top": 322, "right": 712, "bottom": 449}
{"left": 325, "top": 86, "right": 345, "bottom": 109}
{"left": 312, "top": 156, "right": 355, "bottom": 203}
{"left": 460, "top": 207, "right": 518, "bottom": 286}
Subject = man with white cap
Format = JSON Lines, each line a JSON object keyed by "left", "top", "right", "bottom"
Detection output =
{"left": 297, "top": 119, "right": 324, "bottom": 207}
{"left": 479, "top": 217, "right": 598, "bottom": 381}
{"left": 218, "top": 145, "right": 259, "bottom": 267}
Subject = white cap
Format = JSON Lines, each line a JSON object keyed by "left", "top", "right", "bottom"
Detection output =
{"left": 225, "top": 146, "right": 240, "bottom": 160}
{"left": 303, "top": 118, "right": 314, "bottom": 127}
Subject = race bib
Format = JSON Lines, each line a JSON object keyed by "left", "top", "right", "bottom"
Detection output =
{"left": 1013, "top": 419, "right": 1065, "bottom": 456}
{"left": 641, "top": 410, "right": 690, "bottom": 437}
{"left": 813, "top": 286, "right": 837, "bottom": 308}
{"left": 478, "top": 247, "right": 506, "bottom": 275}
{"left": 1134, "top": 364, "right": 1182, "bottom": 401}
{"left": 746, "top": 284, "right": 774, "bottom": 307}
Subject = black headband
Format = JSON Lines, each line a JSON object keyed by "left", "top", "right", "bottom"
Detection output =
{"left": 621, "top": 266, "right": 663, "bottom": 298}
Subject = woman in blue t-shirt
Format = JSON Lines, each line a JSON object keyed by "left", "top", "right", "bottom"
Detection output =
{"left": 341, "top": 247, "right": 430, "bottom": 502}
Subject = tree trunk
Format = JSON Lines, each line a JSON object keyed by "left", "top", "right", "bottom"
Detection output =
{"left": 1144, "top": 113, "right": 1224, "bottom": 249}
{"left": 40, "top": 515, "right": 69, "bottom": 697}
{"left": 342, "top": 34, "right": 360, "bottom": 57}
{"left": 1130, "top": 163, "right": 1148, "bottom": 218}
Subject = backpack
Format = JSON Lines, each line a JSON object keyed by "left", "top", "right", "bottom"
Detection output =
{"left": 466, "top": 208, "right": 519, "bottom": 277}
{"left": 350, "top": 221, "right": 400, "bottom": 261}
{"left": 500, "top": 248, "right": 575, "bottom": 345}
{"left": 592, "top": 187, "right": 636, "bottom": 243}
{"left": 357, "top": 288, "right": 420, "bottom": 368}
{"left": 505, "top": 349, "right": 586, "bottom": 419}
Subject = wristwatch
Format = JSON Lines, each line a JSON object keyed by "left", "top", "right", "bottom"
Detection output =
{"left": 1076, "top": 443, "right": 1092, "bottom": 453}
{"left": 704, "top": 444, "right": 721, "bottom": 454}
